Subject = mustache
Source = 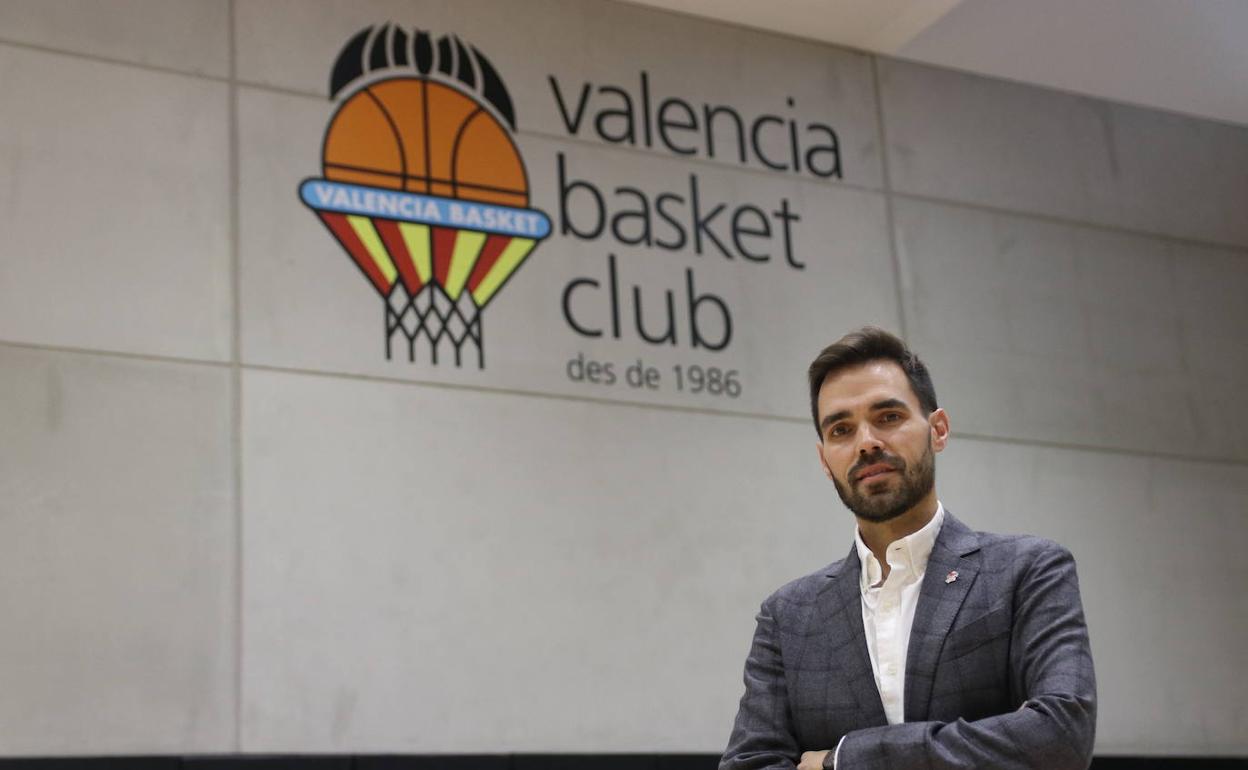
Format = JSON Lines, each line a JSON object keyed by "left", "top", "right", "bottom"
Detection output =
{"left": 850, "top": 453, "right": 904, "bottom": 481}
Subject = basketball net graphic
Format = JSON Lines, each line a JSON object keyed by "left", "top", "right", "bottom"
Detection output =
{"left": 300, "top": 24, "right": 551, "bottom": 367}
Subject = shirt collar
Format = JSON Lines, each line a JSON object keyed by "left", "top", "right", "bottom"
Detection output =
{"left": 855, "top": 501, "right": 945, "bottom": 590}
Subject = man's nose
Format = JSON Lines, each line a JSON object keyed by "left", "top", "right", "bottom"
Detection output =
{"left": 857, "top": 425, "right": 884, "bottom": 456}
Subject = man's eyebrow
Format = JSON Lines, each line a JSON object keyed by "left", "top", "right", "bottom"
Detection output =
{"left": 820, "top": 410, "right": 851, "bottom": 432}
{"left": 871, "top": 398, "right": 909, "bottom": 412}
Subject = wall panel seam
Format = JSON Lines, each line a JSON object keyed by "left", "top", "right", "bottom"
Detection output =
{"left": 0, "top": 339, "right": 231, "bottom": 368}
{"left": 1, "top": 338, "right": 1245, "bottom": 467}
{"left": 227, "top": 0, "right": 244, "bottom": 753}
{"left": 890, "top": 190, "right": 1248, "bottom": 256}
{"left": 870, "top": 54, "right": 908, "bottom": 339}
{"left": 0, "top": 37, "right": 229, "bottom": 83}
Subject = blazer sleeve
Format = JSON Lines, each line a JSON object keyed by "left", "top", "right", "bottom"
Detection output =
{"left": 836, "top": 541, "right": 1097, "bottom": 770}
{"left": 719, "top": 593, "right": 801, "bottom": 770}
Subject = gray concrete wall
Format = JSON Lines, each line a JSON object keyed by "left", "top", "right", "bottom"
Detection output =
{"left": 1, "top": 0, "right": 1244, "bottom": 757}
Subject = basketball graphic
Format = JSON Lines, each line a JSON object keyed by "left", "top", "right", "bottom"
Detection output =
{"left": 300, "top": 24, "right": 551, "bottom": 367}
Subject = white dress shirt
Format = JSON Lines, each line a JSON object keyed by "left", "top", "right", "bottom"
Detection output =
{"left": 832, "top": 502, "right": 945, "bottom": 767}
{"left": 856, "top": 501, "right": 944, "bottom": 724}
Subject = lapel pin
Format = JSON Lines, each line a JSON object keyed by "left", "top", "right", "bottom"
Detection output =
{"left": 945, "top": 570, "right": 959, "bottom": 584}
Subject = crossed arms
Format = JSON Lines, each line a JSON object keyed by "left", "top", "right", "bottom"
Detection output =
{"left": 720, "top": 542, "right": 1096, "bottom": 770}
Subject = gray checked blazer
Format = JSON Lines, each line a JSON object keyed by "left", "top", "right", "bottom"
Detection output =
{"left": 720, "top": 511, "right": 1096, "bottom": 770}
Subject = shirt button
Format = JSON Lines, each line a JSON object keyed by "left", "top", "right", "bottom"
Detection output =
{"left": 885, "top": 663, "right": 898, "bottom": 675}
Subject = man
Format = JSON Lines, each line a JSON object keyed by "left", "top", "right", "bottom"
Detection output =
{"left": 720, "top": 327, "right": 1096, "bottom": 769}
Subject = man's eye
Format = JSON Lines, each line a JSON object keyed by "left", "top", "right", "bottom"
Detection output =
{"left": 880, "top": 412, "right": 902, "bottom": 423}
{"left": 829, "top": 425, "right": 850, "bottom": 437}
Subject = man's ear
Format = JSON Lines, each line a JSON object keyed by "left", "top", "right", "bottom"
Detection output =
{"left": 929, "top": 407, "right": 950, "bottom": 452}
{"left": 815, "top": 441, "right": 834, "bottom": 480}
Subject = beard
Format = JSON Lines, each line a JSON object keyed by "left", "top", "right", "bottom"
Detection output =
{"left": 832, "top": 439, "right": 936, "bottom": 523}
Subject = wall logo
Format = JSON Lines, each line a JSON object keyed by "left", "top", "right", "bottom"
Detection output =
{"left": 300, "top": 24, "right": 551, "bottom": 367}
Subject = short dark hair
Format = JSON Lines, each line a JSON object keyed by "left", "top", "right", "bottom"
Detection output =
{"left": 807, "top": 326, "right": 938, "bottom": 436}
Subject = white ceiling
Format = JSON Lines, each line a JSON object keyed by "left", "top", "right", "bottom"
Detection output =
{"left": 622, "top": 0, "right": 1248, "bottom": 128}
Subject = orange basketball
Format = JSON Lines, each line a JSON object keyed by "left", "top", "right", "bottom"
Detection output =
{"left": 322, "top": 78, "right": 528, "bottom": 207}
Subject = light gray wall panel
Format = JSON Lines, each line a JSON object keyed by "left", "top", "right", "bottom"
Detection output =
{"left": 0, "top": 346, "right": 235, "bottom": 753}
{"left": 238, "top": 85, "right": 897, "bottom": 419}
{"left": 1172, "top": 242, "right": 1248, "bottom": 382}
{"left": 0, "top": 45, "right": 232, "bottom": 361}
{"left": 939, "top": 438, "right": 1248, "bottom": 755}
{"left": 234, "top": 0, "right": 882, "bottom": 188}
{"left": 240, "top": 367, "right": 849, "bottom": 752}
{"left": 1090, "top": 102, "right": 1248, "bottom": 248}
{"left": 879, "top": 58, "right": 1115, "bottom": 225}
{"left": 895, "top": 197, "right": 1247, "bottom": 461}
{"left": 0, "top": 0, "right": 229, "bottom": 76}
{"left": 1172, "top": 242, "right": 1248, "bottom": 462}
{"left": 880, "top": 58, "right": 1248, "bottom": 248}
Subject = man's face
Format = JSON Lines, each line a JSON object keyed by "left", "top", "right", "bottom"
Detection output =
{"left": 814, "top": 360, "right": 949, "bottom": 522}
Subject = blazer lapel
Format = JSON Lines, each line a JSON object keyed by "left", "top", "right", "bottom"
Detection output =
{"left": 814, "top": 546, "right": 887, "bottom": 728}
{"left": 904, "top": 511, "right": 982, "bottom": 722}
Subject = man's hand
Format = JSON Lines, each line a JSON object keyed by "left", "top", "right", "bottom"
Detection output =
{"left": 798, "top": 749, "right": 831, "bottom": 770}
